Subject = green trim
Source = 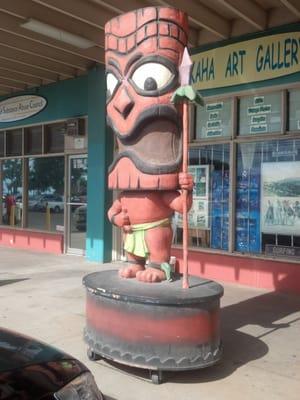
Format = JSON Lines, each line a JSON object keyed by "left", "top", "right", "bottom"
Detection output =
{"left": 86, "top": 66, "right": 113, "bottom": 263}
{"left": 199, "top": 71, "right": 300, "bottom": 97}
{"left": 0, "top": 76, "right": 88, "bottom": 129}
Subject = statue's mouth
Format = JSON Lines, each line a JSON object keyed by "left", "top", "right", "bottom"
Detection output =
{"left": 107, "top": 105, "right": 182, "bottom": 174}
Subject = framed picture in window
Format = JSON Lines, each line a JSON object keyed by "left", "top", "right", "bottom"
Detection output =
{"left": 261, "top": 161, "right": 300, "bottom": 235}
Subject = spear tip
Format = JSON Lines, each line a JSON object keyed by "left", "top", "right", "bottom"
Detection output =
{"left": 179, "top": 47, "right": 193, "bottom": 86}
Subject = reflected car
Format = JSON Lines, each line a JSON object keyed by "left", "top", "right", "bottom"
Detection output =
{"left": 28, "top": 195, "right": 42, "bottom": 211}
{"left": 73, "top": 205, "right": 86, "bottom": 231}
{"left": 0, "top": 327, "right": 104, "bottom": 399}
{"left": 35, "top": 194, "right": 64, "bottom": 213}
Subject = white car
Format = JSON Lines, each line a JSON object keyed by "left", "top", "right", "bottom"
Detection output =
{"left": 36, "top": 194, "right": 64, "bottom": 213}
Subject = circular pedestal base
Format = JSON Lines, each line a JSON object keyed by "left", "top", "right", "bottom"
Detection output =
{"left": 83, "top": 269, "right": 223, "bottom": 375}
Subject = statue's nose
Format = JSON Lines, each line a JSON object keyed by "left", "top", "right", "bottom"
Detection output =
{"left": 113, "top": 87, "right": 134, "bottom": 119}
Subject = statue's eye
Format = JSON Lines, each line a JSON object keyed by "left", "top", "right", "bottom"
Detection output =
{"left": 106, "top": 73, "right": 119, "bottom": 101}
{"left": 131, "top": 63, "right": 174, "bottom": 92}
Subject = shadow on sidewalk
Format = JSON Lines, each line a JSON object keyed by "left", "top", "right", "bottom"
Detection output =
{"left": 0, "top": 278, "right": 29, "bottom": 287}
{"left": 95, "top": 288, "right": 300, "bottom": 384}
{"left": 169, "top": 289, "right": 300, "bottom": 383}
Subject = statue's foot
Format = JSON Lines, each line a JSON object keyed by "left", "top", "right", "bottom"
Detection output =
{"left": 136, "top": 267, "right": 166, "bottom": 283}
{"left": 119, "top": 264, "right": 145, "bottom": 279}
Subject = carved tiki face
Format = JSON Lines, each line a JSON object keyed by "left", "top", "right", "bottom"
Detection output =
{"left": 105, "top": 7, "right": 188, "bottom": 190}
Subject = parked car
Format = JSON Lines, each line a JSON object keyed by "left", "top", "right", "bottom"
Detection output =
{"left": 28, "top": 195, "right": 42, "bottom": 211}
{"left": 0, "top": 327, "right": 104, "bottom": 399}
{"left": 35, "top": 194, "right": 64, "bottom": 213}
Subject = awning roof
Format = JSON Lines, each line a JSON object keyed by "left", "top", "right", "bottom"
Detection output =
{"left": 0, "top": 0, "right": 299, "bottom": 97}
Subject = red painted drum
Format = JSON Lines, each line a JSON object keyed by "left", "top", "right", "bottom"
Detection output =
{"left": 83, "top": 269, "right": 223, "bottom": 379}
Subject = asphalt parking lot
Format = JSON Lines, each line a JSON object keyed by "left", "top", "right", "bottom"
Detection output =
{"left": 0, "top": 247, "right": 299, "bottom": 400}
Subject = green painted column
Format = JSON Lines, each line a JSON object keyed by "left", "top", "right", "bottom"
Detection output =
{"left": 86, "top": 66, "right": 113, "bottom": 262}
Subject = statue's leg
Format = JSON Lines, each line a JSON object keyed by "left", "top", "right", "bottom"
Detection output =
{"left": 119, "top": 253, "right": 145, "bottom": 278}
{"left": 136, "top": 225, "right": 172, "bottom": 283}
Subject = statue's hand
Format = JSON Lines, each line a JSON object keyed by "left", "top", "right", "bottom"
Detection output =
{"left": 179, "top": 172, "right": 194, "bottom": 191}
{"left": 123, "top": 224, "right": 133, "bottom": 233}
{"left": 114, "top": 208, "right": 132, "bottom": 232}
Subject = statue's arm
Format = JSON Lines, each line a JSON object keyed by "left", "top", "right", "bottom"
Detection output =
{"left": 107, "top": 198, "right": 131, "bottom": 230}
{"left": 162, "top": 173, "right": 193, "bottom": 213}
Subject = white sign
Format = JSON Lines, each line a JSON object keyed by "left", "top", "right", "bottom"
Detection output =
{"left": 0, "top": 95, "right": 47, "bottom": 122}
{"left": 74, "top": 137, "right": 85, "bottom": 149}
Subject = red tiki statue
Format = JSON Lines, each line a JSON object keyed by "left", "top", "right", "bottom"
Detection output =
{"left": 106, "top": 7, "right": 193, "bottom": 283}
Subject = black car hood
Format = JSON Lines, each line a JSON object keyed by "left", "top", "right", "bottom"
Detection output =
{"left": 0, "top": 359, "right": 87, "bottom": 399}
{"left": 0, "top": 328, "right": 88, "bottom": 399}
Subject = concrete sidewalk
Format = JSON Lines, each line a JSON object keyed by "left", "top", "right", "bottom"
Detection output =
{"left": 0, "top": 247, "right": 299, "bottom": 400}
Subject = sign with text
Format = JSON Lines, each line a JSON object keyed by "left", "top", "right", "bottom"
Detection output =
{"left": 0, "top": 95, "right": 47, "bottom": 122}
{"left": 265, "top": 244, "right": 300, "bottom": 258}
{"left": 191, "top": 31, "right": 300, "bottom": 90}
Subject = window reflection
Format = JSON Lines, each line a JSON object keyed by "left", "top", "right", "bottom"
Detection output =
{"left": 173, "top": 144, "right": 230, "bottom": 250}
{"left": 236, "top": 139, "right": 300, "bottom": 255}
{"left": 1, "top": 159, "right": 22, "bottom": 227}
{"left": 27, "top": 157, "right": 64, "bottom": 232}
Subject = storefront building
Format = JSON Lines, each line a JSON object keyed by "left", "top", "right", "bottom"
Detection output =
{"left": 0, "top": 2, "right": 299, "bottom": 294}
{"left": 0, "top": 67, "right": 112, "bottom": 263}
{"left": 172, "top": 24, "right": 300, "bottom": 294}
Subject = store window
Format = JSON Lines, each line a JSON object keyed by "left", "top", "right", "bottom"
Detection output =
{"left": 236, "top": 139, "right": 300, "bottom": 256}
{"left": 44, "top": 122, "right": 65, "bottom": 153}
{"left": 196, "top": 99, "right": 232, "bottom": 139}
{"left": 1, "top": 159, "right": 22, "bottom": 227}
{"left": 239, "top": 92, "right": 282, "bottom": 135}
{"left": 6, "top": 129, "right": 22, "bottom": 156}
{"left": 0, "top": 132, "right": 4, "bottom": 157}
{"left": 173, "top": 144, "right": 230, "bottom": 250}
{"left": 24, "top": 125, "right": 43, "bottom": 155}
{"left": 288, "top": 89, "right": 300, "bottom": 132}
{"left": 27, "top": 157, "right": 64, "bottom": 232}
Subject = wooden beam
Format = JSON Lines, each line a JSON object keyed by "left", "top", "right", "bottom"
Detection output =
{"left": 0, "top": 70, "right": 39, "bottom": 86}
{"left": 31, "top": 0, "right": 115, "bottom": 29}
{"left": 150, "top": 0, "right": 230, "bottom": 38}
{"left": 0, "top": 77, "right": 25, "bottom": 90}
{"left": 90, "top": 0, "right": 149, "bottom": 14}
{"left": 0, "top": 46, "right": 75, "bottom": 78}
{"left": 0, "top": 30, "right": 93, "bottom": 71}
{"left": 280, "top": 0, "right": 300, "bottom": 18}
{"left": 217, "top": 0, "right": 267, "bottom": 30}
{"left": 0, "top": 59, "right": 55, "bottom": 83}
{"left": 0, "top": 0, "right": 104, "bottom": 47}
{"left": 0, "top": 12, "right": 104, "bottom": 61}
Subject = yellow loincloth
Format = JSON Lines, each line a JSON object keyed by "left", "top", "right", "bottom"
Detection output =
{"left": 124, "top": 218, "right": 170, "bottom": 258}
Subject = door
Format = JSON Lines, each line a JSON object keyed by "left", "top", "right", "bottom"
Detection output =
{"left": 66, "top": 155, "right": 87, "bottom": 254}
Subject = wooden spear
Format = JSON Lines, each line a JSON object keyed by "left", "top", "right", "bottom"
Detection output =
{"left": 172, "top": 48, "right": 204, "bottom": 289}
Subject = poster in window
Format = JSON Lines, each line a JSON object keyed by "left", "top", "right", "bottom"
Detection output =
{"left": 174, "top": 165, "right": 210, "bottom": 229}
{"left": 188, "top": 199, "right": 209, "bottom": 228}
{"left": 188, "top": 165, "right": 210, "bottom": 229}
{"left": 261, "top": 161, "right": 300, "bottom": 235}
{"left": 189, "top": 165, "right": 209, "bottom": 198}
{"left": 196, "top": 99, "right": 232, "bottom": 139}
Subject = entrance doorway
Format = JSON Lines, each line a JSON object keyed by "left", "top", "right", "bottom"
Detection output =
{"left": 66, "top": 155, "right": 87, "bottom": 254}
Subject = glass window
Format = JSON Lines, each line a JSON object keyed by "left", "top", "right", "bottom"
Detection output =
{"left": 288, "top": 89, "right": 300, "bottom": 131}
{"left": 173, "top": 144, "right": 230, "bottom": 250}
{"left": 6, "top": 128, "right": 23, "bottom": 156}
{"left": 44, "top": 123, "right": 65, "bottom": 153}
{"left": 27, "top": 157, "right": 64, "bottom": 232}
{"left": 236, "top": 139, "right": 300, "bottom": 258}
{"left": 24, "top": 125, "right": 42, "bottom": 155}
{"left": 239, "top": 92, "right": 281, "bottom": 135}
{"left": 1, "top": 159, "right": 22, "bottom": 227}
{"left": 0, "top": 131, "right": 4, "bottom": 157}
{"left": 196, "top": 99, "right": 232, "bottom": 139}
